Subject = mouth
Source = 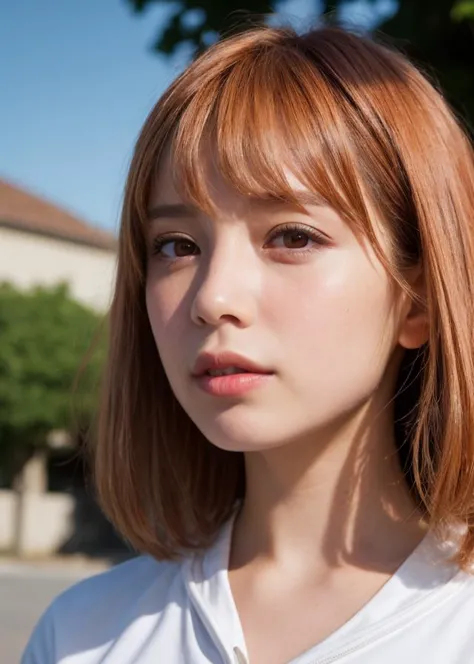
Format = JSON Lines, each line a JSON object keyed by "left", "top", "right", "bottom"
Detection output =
{"left": 205, "top": 366, "right": 251, "bottom": 377}
{"left": 191, "top": 351, "right": 274, "bottom": 397}
{"left": 192, "top": 351, "right": 273, "bottom": 378}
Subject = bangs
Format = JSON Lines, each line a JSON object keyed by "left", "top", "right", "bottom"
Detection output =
{"left": 132, "top": 27, "right": 421, "bottom": 276}
{"left": 171, "top": 42, "right": 372, "bottom": 230}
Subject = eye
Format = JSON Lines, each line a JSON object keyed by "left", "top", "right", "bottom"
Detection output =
{"left": 277, "top": 229, "right": 311, "bottom": 249}
{"left": 152, "top": 236, "right": 200, "bottom": 259}
{"left": 265, "top": 224, "right": 328, "bottom": 251}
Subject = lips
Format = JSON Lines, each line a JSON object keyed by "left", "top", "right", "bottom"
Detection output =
{"left": 192, "top": 351, "right": 274, "bottom": 397}
{"left": 206, "top": 367, "right": 249, "bottom": 377}
{"left": 192, "top": 351, "right": 272, "bottom": 378}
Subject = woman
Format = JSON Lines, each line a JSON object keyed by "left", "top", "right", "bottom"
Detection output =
{"left": 23, "top": 24, "right": 474, "bottom": 664}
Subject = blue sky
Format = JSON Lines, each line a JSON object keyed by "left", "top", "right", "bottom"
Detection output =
{"left": 0, "top": 0, "right": 395, "bottom": 233}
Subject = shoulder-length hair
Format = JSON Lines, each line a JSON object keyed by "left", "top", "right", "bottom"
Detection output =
{"left": 92, "top": 25, "right": 474, "bottom": 567}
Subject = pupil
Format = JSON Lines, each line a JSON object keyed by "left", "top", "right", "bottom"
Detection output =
{"left": 285, "top": 231, "right": 308, "bottom": 249}
{"left": 175, "top": 240, "right": 195, "bottom": 256}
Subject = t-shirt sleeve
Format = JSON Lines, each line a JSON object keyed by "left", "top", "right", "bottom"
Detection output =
{"left": 21, "top": 604, "right": 56, "bottom": 664}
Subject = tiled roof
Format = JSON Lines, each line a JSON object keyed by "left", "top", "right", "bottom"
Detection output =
{"left": 0, "top": 179, "right": 117, "bottom": 250}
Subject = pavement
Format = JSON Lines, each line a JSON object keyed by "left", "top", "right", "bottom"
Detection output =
{"left": 0, "top": 557, "right": 110, "bottom": 663}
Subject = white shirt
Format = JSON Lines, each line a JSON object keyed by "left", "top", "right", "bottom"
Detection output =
{"left": 22, "top": 515, "right": 474, "bottom": 663}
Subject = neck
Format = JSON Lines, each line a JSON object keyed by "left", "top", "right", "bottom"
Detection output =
{"left": 230, "top": 396, "right": 425, "bottom": 576}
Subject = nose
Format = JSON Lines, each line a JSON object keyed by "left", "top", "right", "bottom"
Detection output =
{"left": 190, "top": 239, "right": 258, "bottom": 328}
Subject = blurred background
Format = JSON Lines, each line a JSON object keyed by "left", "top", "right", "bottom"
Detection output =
{"left": 1, "top": 0, "right": 473, "bottom": 660}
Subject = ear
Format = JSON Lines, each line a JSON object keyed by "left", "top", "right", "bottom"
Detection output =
{"left": 398, "top": 265, "right": 429, "bottom": 350}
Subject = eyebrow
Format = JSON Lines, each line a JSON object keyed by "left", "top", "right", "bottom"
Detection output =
{"left": 147, "top": 203, "right": 198, "bottom": 220}
{"left": 285, "top": 191, "right": 327, "bottom": 207}
{"left": 252, "top": 191, "right": 328, "bottom": 209}
{"left": 147, "top": 192, "right": 327, "bottom": 221}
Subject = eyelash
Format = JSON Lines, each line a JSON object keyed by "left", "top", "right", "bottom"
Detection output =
{"left": 264, "top": 223, "right": 329, "bottom": 252}
{"left": 151, "top": 234, "right": 197, "bottom": 258}
{"left": 151, "top": 223, "right": 329, "bottom": 260}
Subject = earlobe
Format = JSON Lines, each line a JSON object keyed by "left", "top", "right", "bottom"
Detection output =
{"left": 398, "top": 312, "right": 429, "bottom": 350}
{"left": 398, "top": 267, "right": 429, "bottom": 350}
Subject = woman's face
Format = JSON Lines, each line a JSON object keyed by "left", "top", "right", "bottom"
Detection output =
{"left": 145, "top": 153, "right": 416, "bottom": 452}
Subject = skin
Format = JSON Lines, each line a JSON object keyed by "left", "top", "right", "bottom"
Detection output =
{"left": 146, "top": 151, "right": 428, "bottom": 664}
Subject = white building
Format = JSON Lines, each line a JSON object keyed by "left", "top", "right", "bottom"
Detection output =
{"left": 0, "top": 179, "right": 117, "bottom": 311}
{"left": 0, "top": 179, "right": 118, "bottom": 557}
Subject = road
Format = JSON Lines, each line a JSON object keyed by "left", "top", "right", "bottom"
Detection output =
{"left": 0, "top": 561, "right": 107, "bottom": 663}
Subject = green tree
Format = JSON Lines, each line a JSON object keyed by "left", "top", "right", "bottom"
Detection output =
{"left": 0, "top": 282, "right": 105, "bottom": 486}
{"left": 127, "top": 0, "right": 474, "bottom": 127}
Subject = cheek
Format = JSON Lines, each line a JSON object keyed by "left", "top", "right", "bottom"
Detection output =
{"left": 145, "top": 278, "right": 188, "bottom": 355}
{"left": 262, "top": 256, "right": 396, "bottom": 368}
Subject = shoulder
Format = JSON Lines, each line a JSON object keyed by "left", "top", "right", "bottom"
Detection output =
{"left": 49, "top": 554, "right": 181, "bottom": 618}
{"left": 58, "top": 554, "right": 179, "bottom": 608}
{"left": 21, "top": 555, "right": 185, "bottom": 664}
{"left": 446, "top": 568, "right": 474, "bottom": 614}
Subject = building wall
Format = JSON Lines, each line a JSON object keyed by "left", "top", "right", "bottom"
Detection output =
{"left": 0, "top": 490, "right": 15, "bottom": 550}
{"left": 0, "top": 225, "right": 117, "bottom": 556}
{"left": 0, "top": 225, "right": 116, "bottom": 311}
{"left": 0, "top": 489, "right": 75, "bottom": 555}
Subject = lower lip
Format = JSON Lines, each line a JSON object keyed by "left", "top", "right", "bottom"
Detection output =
{"left": 195, "top": 372, "right": 273, "bottom": 397}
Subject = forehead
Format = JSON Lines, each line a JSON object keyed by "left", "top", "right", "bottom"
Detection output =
{"left": 149, "top": 142, "right": 325, "bottom": 217}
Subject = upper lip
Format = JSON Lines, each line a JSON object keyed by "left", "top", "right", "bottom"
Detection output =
{"left": 192, "top": 351, "right": 272, "bottom": 377}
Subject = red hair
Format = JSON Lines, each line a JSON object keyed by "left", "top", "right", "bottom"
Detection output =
{"left": 92, "top": 26, "right": 474, "bottom": 567}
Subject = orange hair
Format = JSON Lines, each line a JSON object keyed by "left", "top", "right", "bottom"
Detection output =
{"left": 92, "top": 25, "right": 474, "bottom": 567}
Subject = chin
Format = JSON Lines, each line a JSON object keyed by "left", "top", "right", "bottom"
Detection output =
{"left": 193, "top": 410, "right": 294, "bottom": 453}
{"left": 208, "top": 435, "right": 282, "bottom": 453}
